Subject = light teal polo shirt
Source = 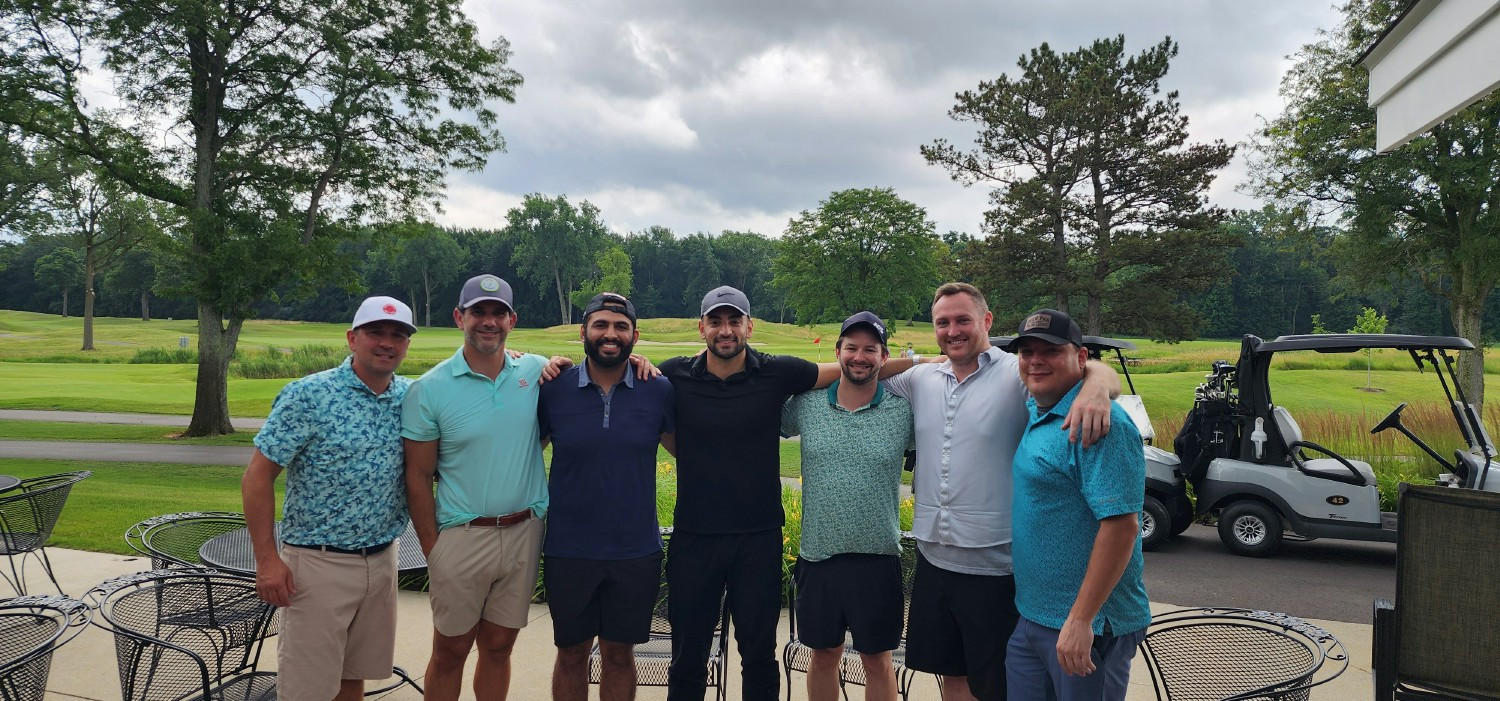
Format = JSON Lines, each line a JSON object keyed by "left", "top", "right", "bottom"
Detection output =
{"left": 402, "top": 347, "right": 549, "bottom": 529}
{"left": 781, "top": 380, "right": 913, "bottom": 561}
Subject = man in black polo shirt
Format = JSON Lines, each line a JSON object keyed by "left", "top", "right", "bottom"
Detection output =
{"left": 660, "top": 286, "right": 917, "bottom": 701}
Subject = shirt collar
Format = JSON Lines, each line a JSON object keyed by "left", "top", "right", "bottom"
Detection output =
{"left": 335, "top": 356, "right": 365, "bottom": 390}
{"left": 1029, "top": 380, "right": 1085, "bottom": 424}
{"left": 939, "top": 345, "right": 1001, "bottom": 378}
{"left": 824, "top": 378, "right": 885, "bottom": 411}
{"left": 579, "top": 361, "right": 634, "bottom": 390}
{"left": 446, "top": 345, "right": 510, "bottom": 380}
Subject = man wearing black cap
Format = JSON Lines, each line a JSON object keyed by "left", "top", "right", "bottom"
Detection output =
{"left": 659, "top": 287, "right": 921, "bottom": 700}
{"left": 538, "top": 292, "right": 676, "bottom": 701}
{"left": 1004, "top": 309, "right": 1148, "bottom": 701}
{"left": 780, "top": 311, "right": 913, "bottom": 701}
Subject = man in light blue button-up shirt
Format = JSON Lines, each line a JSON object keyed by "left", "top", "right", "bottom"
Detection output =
{"left": 883, "top": 283, "right": 1118, "bottom": 701}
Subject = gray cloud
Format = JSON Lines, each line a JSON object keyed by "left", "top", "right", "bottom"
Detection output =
{"left": 443, "top": 1, "right": 1343, "bottom": 236}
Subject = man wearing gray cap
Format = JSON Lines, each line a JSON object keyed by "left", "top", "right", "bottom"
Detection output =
{"left": 243, "top": 295, "right": 416, "bottom": 701}
{"left": 403, "top": 274, "right": 550, "bottom": 701}
{"left": 660, "top": 288, "right": 920, "bottom": 700}
{"left": 781, "top": 311, "right": 913, "bottom": 701}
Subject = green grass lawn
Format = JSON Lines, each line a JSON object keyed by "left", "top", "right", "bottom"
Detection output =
{"left": 0, "top": 421, "right": 257, "bottom": 445}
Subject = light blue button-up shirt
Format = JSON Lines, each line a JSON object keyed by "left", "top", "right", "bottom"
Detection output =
{"left": 884, "top": 346, "right": 1028, "bottom": 575}
{"left": 254, "top": 357, "right": 409, "bottom": 549}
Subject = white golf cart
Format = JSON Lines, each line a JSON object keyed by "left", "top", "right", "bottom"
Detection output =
{"left": 1173, "top": 334, "right": 1497, "bottom": 557}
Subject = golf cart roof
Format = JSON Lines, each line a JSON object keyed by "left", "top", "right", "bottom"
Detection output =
{"left": 1252, "top": 334, "right": 1474, "bottom": 354}
{"left": 989, "top": 335, "right": 1138, "bottom": 351}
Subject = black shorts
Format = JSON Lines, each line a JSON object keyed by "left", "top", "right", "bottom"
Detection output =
{"left": 904, "top": 549, "right": 1019, "bottom": 701}
{"left": 544, "top": 551, "right": 663, "bottom": 648}
{"left": 794, "top": 554, "right": 903, "bottom": 654}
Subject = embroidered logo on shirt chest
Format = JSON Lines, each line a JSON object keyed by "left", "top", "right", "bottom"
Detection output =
{"left": 517, "top": 378, "right": 529, "bottom": 389}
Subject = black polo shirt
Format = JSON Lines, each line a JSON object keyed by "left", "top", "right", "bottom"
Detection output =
{"left": 660, "top": 348, "right": 819, "bottom": 534}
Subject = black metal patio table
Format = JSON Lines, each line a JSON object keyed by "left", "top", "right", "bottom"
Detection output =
{"left": 198, "top": 521, "right": 428, "bottom": 575}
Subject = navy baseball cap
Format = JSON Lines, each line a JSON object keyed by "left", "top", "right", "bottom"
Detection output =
{"left": 583, "top": 292, "right": 637, "bottom": 324}
{"left": 1003, "top": 308, "right": 1083, "bottom": 351}
{"left": 700, "top": 285, "right": 750, "bottom": 317}
{"left": 838, "top": 311, "right": 888, "bottom": 348}
{"left": 458, "top": 274, "right": 514, "bottom": 311}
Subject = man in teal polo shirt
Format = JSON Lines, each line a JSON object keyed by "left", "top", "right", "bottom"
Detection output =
{"left": 403, "top": 273, "right": 549, "bottom": 701}
{"left": 1004, "top": 309, "right": 1149, "bottom": 701}
{"left": 781, "top": 311, "right": 913, "bottom": 701}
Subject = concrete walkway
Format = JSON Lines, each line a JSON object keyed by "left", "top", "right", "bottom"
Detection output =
{"left": 0, "top": 409, "right": 266, "bottom": 430}
{"left": 0, "top": 439, "right": 255, "bottom": 465}
{"left": 20, "top": 548, "right": 1369, "bottom": 700}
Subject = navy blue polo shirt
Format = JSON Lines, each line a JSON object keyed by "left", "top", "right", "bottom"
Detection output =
{"left": 539, "top": 363, "right": 675, "bottom": 559}
{"left": 660, "top": 348, "right": 819, "bottom": 534}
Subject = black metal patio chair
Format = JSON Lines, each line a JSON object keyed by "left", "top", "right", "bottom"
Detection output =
{"left": 1137, "top": 607, "right": 1348, "bottom": 701}
{"left": 782, "top": 533, "right": 932, "bottom": 701}
{"left": 1373, "top": 483, "right": 1500, "bottom": 700}
{"left": 0, "top": 471, "right": 91, "bottom": 596}
{"left": 124, "top": 511, "right": 247, "bottom": 570}
{"left": 0, "top": 595, "right": 91, "bottom": 701}
{"left": 587, "top": 527, "right": 729, "bottom": 701}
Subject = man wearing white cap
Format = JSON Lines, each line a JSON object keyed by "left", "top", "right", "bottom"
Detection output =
{"left": 243, "top": 295, "right": 417, "bottom": 701}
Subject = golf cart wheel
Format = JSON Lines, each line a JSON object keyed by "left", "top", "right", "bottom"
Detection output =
{"left": 1218, "top": 501, "right": 1283, "bottom": 558}
{"left": 1141, "top": 495, "right": 1170, "bottom": 551}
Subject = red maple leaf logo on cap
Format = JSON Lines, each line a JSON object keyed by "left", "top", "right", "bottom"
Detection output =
{"left": 382, "top": 304, "right": 397, "bottom": 315}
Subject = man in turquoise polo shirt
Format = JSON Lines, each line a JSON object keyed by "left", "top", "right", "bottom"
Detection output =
{"left": 781, "top": 311, "right": 913, "bottom": 701}
{"left": 243, "top": 295, "right": 416, "bottom": 701}
{"left": 1004, "top": 309, "right": 1149, "bottom": 701}
{"left": 403, "top": 273, "right": 549, "bottom": 701}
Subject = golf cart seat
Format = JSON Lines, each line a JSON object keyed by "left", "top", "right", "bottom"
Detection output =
{"left": 1273, "top": 407, "right": 1375, "bottom": 486}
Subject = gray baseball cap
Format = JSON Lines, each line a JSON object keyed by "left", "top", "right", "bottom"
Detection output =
{"left": 458, "top": 274, "right": 514, "bottom": 311}
{"left": 700, "top": 285, "right": 750, "bottom": 317}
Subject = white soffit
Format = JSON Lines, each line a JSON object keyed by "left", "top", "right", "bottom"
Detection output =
{"left": 1363, "top": 0, "right": 1500, "bottom": 152}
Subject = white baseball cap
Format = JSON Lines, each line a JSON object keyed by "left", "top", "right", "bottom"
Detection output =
{"left": 351, "top": 296, "right": 417, "bottom": 334}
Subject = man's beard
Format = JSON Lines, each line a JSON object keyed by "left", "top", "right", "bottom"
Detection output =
{"left": 584, "top": 335, "right": 635, "bottom": 368}
{"left": 707, "top": 337, "right": 747, "bottom": 360}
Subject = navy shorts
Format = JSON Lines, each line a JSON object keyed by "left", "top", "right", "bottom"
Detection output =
{"left": 794, "top": 554, "right": 903, "bottom": 654}
{"left": 544, "top": 551, "right": 663, "bottom": 648}
{"left": 1005, "top": 616, "right": 1145, "bottom": 701}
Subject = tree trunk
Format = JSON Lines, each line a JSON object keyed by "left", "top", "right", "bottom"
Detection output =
{"left": 1451, "top": 296, "right": 1485, "bottom": 408}
{"left": 61, "top": 289, "right": 69, "bottom": 317}
{"left": 140, "top": 289, "right": 151, "bottom": 322}
{"left": 552, "top": 263, "right": 568, "bottom": 325}
{"left": 422, "top": 268, "right": 432, "bottom": 327}
{"left": 81, "top": 245, "right": 96, "bottom": 350}
{"left": 184, "top": 302, "right": 243, "bottom": 436}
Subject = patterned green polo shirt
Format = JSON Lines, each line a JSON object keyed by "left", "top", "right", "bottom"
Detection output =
{"left": 781, "top": 380, "right": 913, "bottom": 561}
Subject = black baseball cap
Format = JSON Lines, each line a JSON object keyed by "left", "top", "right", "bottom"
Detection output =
{"left": 583, "top": 292, "right": 637, "bottom": 324}
{"left": 700, "top": 285, "right": 750, "bottom": 317}
{"left": 1003, "top": 308, "right": 1083, "bottom": 351}
{"left": 458, "top": 274, "right": 514, "bottom": 311}
{"left": 838, "top": 311, "right": 888, "bottom": 348}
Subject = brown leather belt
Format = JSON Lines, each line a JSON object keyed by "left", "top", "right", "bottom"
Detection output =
{"left": 464, "top": 508, "right": 533, "bottom": 528}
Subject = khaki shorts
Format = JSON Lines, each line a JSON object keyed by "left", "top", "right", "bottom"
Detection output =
{"left": 428, "top": 516, "right": 544, "bottom": 636}
{"left": 276, "top": 545, "right": 398, "bottom": 701}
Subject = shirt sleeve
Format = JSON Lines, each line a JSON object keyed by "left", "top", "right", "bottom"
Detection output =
{"left": 780, "top": 394, "right": 801, "bottom": 438}
{"left": 881, "top": 367, "right": 915, "bottom": 399}
{"left": 657, "top": 378, "right": 676, "bottom": 435}
{"left": 401, "top": 378, "right": 440, "bottom": 441}
{"left": 1079, "top": 406, "right": 1147, "bottom": 520}
{"left": 254, "top": 381, "right": 314, "bottom": 468}
{"left": 537, "top": 382, "right": 552, "bottom": 441}
{"left": 781, "top": 355, "right": 820, "bottom": 395}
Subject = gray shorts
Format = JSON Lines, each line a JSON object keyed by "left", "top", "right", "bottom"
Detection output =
{"left": 1005, "top": 616, "right": 1146, "bottom": 701}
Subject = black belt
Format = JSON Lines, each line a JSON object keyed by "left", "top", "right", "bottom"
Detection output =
{"left": 284, "top": 541, "right": 393, "bottom": 556}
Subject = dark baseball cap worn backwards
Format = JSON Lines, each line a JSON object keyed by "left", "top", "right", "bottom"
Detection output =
{"left": 583, "top": 292, "right": 637, "bottom": 323}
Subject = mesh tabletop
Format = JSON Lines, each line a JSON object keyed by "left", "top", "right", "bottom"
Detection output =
{"left": 198, "top": 522, "right": 428, "bottom": 574}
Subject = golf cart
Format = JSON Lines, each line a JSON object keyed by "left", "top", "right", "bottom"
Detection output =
{"left": 1173, "top": 334, "right": 1497, "bottom": 558}
{"left": 993, "top": 335, "right": 1193, "bottom": 550}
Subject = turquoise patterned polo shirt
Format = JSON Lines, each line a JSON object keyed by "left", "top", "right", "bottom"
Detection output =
{"left": 254, "top": 356, "right": 410, "bottom": 550}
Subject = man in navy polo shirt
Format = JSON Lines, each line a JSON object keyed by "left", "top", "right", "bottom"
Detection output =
{"left": 539, "top": 292, "right": 676, "bottom": 701}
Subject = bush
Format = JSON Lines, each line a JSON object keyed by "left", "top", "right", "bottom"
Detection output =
{"left": 231, "top": 344, "right": 344, "bottom": 379}
{"left": 130, "top": 347, "right": 197, "bottom": 364}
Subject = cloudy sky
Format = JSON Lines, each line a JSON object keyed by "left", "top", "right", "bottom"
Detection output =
{"left": 438, "top": 1, "right": 1344, "bottom": 238}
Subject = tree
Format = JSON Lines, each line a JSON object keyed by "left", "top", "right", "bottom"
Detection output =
{"left": 1253, "top": 0, "right": 1500, "bottom": 405}
{"left": 506, "top": 194, "right": 609, "bottom": 325}
{"left": 570, "top": 245, "right": 633, "bottom": 310}
{"left": 924, "top": 36, "right": 1235, "bottom": 340}
{"left": 677, "top": 233, "right": 723, "bottom": 313}
{"left": 1350, "top": 306, "right": 1389, "bottom": 389}
{"left": 104, "top": 247, "right": 159, "bottom": 321}
{"left": 0, "top": 0, "right": 522, "bottom": 434}
{"left": 623, "top": 226, "right": 682, "bottom": 318}
{"left": 32, "top": 246, "right": 81, "bottom": 315}
{"left": 771, "top": 187, "right": 941, "bottom": 324}
{"left": 0, "top": 126, "right": 54, "bottom": 236}
{"left": 382, "top": 223, "right": 465, "bottom": 327}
